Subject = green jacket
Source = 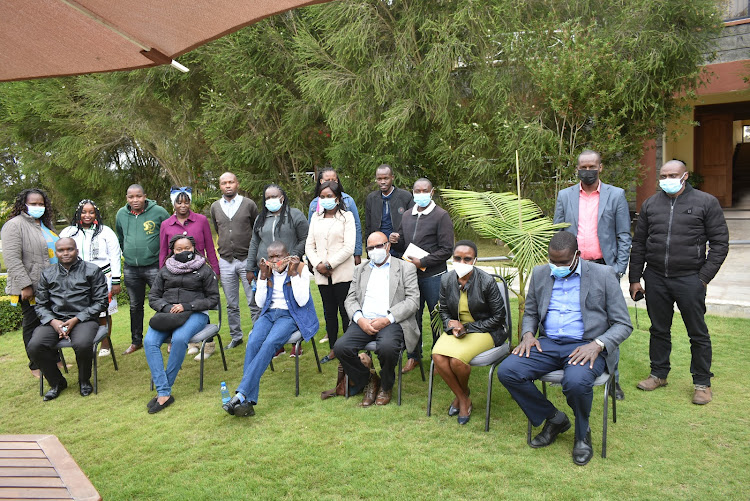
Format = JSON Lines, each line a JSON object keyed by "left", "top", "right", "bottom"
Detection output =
{"left": 115, "top": 200, "right": 170, "bottom": 267}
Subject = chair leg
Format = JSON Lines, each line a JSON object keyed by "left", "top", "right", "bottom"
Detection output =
{"left": 418, "top": 357, "right": 426, "bottom": 382}
{"left": 295, "top": 340, "right": 301, "bottom": 397}
{"left": 344, "top": 374, "right": 349, "bottom": 399}
{"left": 486, "top": 364, "right": 498, "bottom": 432}
{"left": 108, "top": 336, "right": 119, "bottom": 371}
{"left": 527, "top": 419, "right": 532, "bottom": 446}
{"left": 199, "top": 340, "right": 206, "bottom": 392}
{"left": 217, "top": 335, "right": 227, "bottom": 371}
{"left": 602, "top": 377, "right": 610, "bottom": 459}
{"left": 612, "top": 378, "right": 617, "bottom": 423}
{"left": 311, "top": 340, "right": 321, "bottom": 372}
{"left": 40, "top": 373, "right": 44, "bottom": 397}
{"left": 93, "top": 351, "right": 99, "bottom": 394}
{"left": 150, "top": 379, "right": 154, "bottom": 391}
{"left": 397, "top": 349, "right": 403, "bottom": 406}
{"left": 427, "top": 360, "right": 435, "bottom": 417}
{"left": 59, "top": 350, "right": 68, "bottom": 374}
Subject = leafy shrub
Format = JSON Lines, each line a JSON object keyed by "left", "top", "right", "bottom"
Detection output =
{"left": 0, "top": 297, "right": 23, "bottom": 334}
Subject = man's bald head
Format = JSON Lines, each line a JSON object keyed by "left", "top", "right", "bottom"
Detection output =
{"left": 661, "top": 160, "right": 687, "bottom": 174}
{"left": 219, "top": 172, "right": 239, "bottom": 199}
{"left": 55, "top": 237, "right": 77, "bottom": 250}
{"left": 367, "top": 231, "right": 388, "bottom": 248}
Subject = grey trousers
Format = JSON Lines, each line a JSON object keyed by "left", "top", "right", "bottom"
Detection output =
{"left": 219, "top": 257, "right": 260, "bottom": 341}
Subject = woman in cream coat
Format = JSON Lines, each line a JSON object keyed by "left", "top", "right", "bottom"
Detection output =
{"left": 305, "top": 181, "right": 355, "bottom": 364}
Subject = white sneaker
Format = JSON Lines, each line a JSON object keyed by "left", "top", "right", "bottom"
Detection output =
{"left": 319, "top": 337, "right": 329, "bottom": 344}
{"left": 98, "top": 348, "right": 111, "bottom": 357}
{"left": 194, "top": 342, "right": 215, "bottom": 361}
{"left": 186, "top": 344, "right": 200, "bottom": 355}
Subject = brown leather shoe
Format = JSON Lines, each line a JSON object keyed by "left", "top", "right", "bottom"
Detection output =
{"left": 692, "top": 385, "right": 712, "bottom": 405}
{"left": 375, "top": 388, "right": 392, "bottom": 406}
{"left": 359, "top": 373, "right": 381, "bottom": 407}
{"left": 401, "top": 358, "right": 419, "bottom": 374}
{"left": 636, "top": 374, "right": 667, "bottom": 391}
{"left": 123, "top": 343, "right": 143, "bottom": 355}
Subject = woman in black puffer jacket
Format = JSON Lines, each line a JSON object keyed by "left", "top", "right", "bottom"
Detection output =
{"left": 144, "top": 235, "right": 219, "bottom": 413}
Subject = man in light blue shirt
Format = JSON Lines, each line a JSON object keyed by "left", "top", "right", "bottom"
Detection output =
{"left": 498, "top": 232, "right": 632, "bottom": 466}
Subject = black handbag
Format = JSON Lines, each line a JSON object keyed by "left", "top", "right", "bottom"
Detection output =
{"left": 148, "top": 311, "right": 192, "bottom": 331}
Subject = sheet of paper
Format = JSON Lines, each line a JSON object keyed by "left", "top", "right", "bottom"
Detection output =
{"left": 403, "top": 243, "right": 428, "bottom": 271}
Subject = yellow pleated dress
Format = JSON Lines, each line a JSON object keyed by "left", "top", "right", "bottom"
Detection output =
{"left": 431, "top": 290, "right": 495, "bottom": 364}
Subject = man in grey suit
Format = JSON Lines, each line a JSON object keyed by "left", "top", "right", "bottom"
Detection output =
{"left": 498, "top": 232, "right": 632, "bottom": 466}
{"left": 336, "top": 231, "right": 419, "bottom": 407}
{"left": 553, "top": 149, "right": 631, "bottom": 400}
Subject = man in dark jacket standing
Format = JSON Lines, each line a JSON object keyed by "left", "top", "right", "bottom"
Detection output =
{"left": 27, "top": 238, "right": 108, "bottom": 400}
{"left": 629, "top": 160, "right": 729, "bottom": 405}
{"left": 115, "top": 184, "right": 170, "bottom": 355}
{"left": 365, "top": 164, "right": 414, "bottom": 253}
{"left": 390, "top": 177, "right": 454, "bottom": 373}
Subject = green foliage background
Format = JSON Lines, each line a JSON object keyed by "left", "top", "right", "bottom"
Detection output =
{"left": 0, "top": 0, "right": 721, "bottom": 223}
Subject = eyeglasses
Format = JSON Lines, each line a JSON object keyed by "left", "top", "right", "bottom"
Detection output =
{"left": 452, "top": 255, "right": 476, "bottom": 263}
{"left": 366, "top": 242, "right": 388, "bottom": 252}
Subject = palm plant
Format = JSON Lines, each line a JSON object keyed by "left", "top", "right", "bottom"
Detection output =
{"left": 441, "top": 189, "right": 568, "bottom": 342}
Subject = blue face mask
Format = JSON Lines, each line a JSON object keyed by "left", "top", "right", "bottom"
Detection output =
{"left": 659, "top": 174, "right": 685, "bottom": 195}
{"left": 320, "top": 198, "right": 337, "bottom": 211}
{"left": 549, "top": 253, "right": 579, "bottom": 279}
{"left": 265, "top": 198, "right": 282, "bottom": 213}
{"left": 413, "top": 192, "right": 432, "bottom": 208}
{"left": 26, "top": 205, "right": 45, "bottom": 219}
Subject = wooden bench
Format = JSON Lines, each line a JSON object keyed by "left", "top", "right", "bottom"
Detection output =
{"left": 0, "top": 435, "right": 100, "bottom": 500}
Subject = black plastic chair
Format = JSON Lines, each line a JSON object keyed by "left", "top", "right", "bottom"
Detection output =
{"left": 526, "top": 370, "right": 617, "bottom": 458}
{"left": 426, "top": 275, "right": 513, "bottom": 431}
{"left": 40, "top": 318, "right": 118, "bottom": 396}
{"left": 268, "top": 330, "right": 322, "bottom": 396}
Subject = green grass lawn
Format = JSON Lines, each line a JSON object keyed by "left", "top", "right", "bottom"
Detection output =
{"left": 0, "top": 288, "right": 748, "bottom": 500}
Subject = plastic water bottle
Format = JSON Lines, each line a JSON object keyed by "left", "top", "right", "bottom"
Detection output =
{"left": 251, "top": 279, "right": 257, "bottom": 292}
{"left": 220, "top": 381, "right": 231, "bottom": 405}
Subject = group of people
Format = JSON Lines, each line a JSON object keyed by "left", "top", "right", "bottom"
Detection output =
{"left": 2, "top": 152, "right": 728, "bottom": 465}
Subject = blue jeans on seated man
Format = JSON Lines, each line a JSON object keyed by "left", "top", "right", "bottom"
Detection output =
{"left": 407, "top": 273, "right": 442, "bottom": 361}
{"left": 145, "top": 312, "right": 209, "bottom": 397}
{"left": 497, "top": 337, "right": 606, "bottom": 441}
{"left": 236, "top": 308, "right": 299, "bottom": 405}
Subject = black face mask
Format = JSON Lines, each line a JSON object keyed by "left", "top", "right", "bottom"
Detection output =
{"left": 174, "top": 251, "right": 195, "bottom": 263}
{"left": 578, "top": 169, "right": 599, "bottom": 186}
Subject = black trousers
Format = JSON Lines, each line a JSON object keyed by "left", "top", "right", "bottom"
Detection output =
{"left": 317, "top": 281, "right": 351, "bottom": 349}
{"left": 123, "top": 264, "right": 158, "bottom": 345}
{"left": 644, "top": 268, "right": 713, "bottom": 386}
{"left": 27, "top": 321, "right": 99, "bottom": 388}
{"left": 336, "top": 321, "right": 404, "bottom": 393}
{"left": 21, "top": 300, "right": 41, "bottom": 370}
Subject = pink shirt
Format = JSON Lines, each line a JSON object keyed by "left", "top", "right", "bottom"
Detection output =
{"left": 577, "top": 182, "right": 603, "bottom": 260}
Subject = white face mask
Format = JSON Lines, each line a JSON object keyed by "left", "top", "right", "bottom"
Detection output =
{"left": 368, "top": 247, "right": 388, "bottom": 265}
{"left": 453, "top": 261, "right": 475, "bottom": 279}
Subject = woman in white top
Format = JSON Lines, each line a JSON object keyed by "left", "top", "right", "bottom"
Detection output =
{"left": 305, "top": 181, "right": 355, "bottom": 364}
{"left": 59, "top": 199, "right": 122, "bottom": 357}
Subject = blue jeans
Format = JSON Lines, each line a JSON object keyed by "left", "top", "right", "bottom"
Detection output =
{"left": 145, "top": 312, "right": 209, "bottom": 396}
{"left": 236, "top": 309, "right": 298, "bottom": 404}
{"left": 123, "top": 264, "right": 159, "bottom": 345}
{"left": 497, "top": 337, "right": 606, "bottom": 440}
{"left": 408, "top": 273, "right": 442, "bottom": 360}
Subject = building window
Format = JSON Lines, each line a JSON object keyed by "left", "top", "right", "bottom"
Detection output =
{"left": 744, "top": 125, "right": 750, "bottom": 143}
{"left": 724, "top": 0, "right": 750, "bottom": 20}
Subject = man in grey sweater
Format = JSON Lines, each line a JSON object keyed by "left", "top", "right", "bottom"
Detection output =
{"left": 209, "top": 172, "right": 259, "bottom": 349}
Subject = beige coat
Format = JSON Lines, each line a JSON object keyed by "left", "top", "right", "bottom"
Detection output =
{"left": 0, "top": 213, "right": 51, "bottom": 295}
{"left": 305, "top": 210, "right": 355, "bottom": 285}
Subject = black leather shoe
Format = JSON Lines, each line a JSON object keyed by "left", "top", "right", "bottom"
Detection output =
{"left": 448, "top": 404, "right": 459, "bottom": 417}
{"left": 615, "top": 383, "right": 625, "bottom": 401}
{"left": 79, "top": 380, "right": 93, "bottom": 397}
{"left": 320, "top": 354, "right": 336, "bottom": 364}
{"left": 43, "top": 379, "right": 68, "bottom": 401}
{"left": 146, "top": 397, "right": 158, "bottom": 410}
{"left": 222, "top": 395, "right": 254, "bottom": 417}
{"left": 572, "top": 429, "right": 593, "bottom": 466}
{"left": 148, "top": 395, "right": 175, "bottom": 414}
{"left": 226, "top": 339, "right": 244, "bottom": 350}
{"left": 530, "top": 413, "right": 571, "bottom": 448}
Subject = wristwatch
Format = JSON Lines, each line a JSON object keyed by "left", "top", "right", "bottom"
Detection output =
{"left": 325, "top": 263, "right": 333, "bottom": 271}
{"left": 594, "top": 338, "right": 605, "bottom": 351}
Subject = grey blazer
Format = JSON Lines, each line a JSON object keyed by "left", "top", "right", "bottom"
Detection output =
{"left": 553, "top": 182, "right": 632, "bottom": 275}
{"left": 345, "top": 258, "right": 420, "bottom": 353}
{"left": 521, "top": 260, "right": 632, "bottom": 373}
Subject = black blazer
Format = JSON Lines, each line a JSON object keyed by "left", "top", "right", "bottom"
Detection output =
{"left": 439, "top": 267, "right": 507, "bottom": 346}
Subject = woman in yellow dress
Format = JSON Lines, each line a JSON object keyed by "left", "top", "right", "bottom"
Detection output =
{"left": 432, "top": 240, "right": 507, "bottom": 425}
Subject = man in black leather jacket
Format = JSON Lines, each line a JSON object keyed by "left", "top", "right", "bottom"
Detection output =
{"left": 27, "top": 238, "right": 108, "bottom": 400}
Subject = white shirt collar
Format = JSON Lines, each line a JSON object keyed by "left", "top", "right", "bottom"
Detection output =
{"left": 411, "top": 201, "right": 436, "bottom": 215}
